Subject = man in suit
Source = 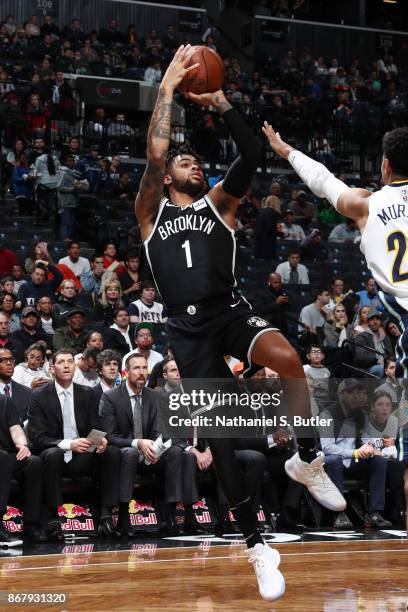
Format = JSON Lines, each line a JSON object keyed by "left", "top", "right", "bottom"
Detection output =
{"left": 99, "top": 353, "right": 199, "bottom": 536}
{"left": 104, "top": 308, "right": 136, "bottom": 357}
{"left": 27, "top": 349, "right": 121, "bottom": 541}
{"left": 0, "top": 395, "right": 45, "bottom": 545}
{"left": 0, "top": 347, "right": 32, "bottom": 420}
{"left": 91, "top": 349, "right": 121, "bottom": 406}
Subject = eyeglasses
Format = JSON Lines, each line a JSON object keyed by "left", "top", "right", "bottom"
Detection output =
{"left": 0, "top": 357, "right": 15, "bottom": 364}
{"left": 309, "top": 350, "right": 323, "bottom": 355}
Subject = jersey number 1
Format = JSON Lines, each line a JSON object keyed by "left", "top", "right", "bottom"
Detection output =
{"left": 387, "top": 231, "right": 408, "bottom": 282}
{"left": 182, "top": 240, "right": 192, "bottom": 268}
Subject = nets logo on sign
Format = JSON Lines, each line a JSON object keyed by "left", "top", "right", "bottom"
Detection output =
{"left": 96, "top": 82, "right": 123, "bottom": 101}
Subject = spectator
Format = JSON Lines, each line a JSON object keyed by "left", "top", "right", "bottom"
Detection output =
{"left": 6, "top": 138, "right": 25, "bottom": 167}
{"left": 118, "top": 250, "right": 141, "bottom": 305}
{"left": 162, "top": 24, "right": 178, "bottom": 50}
{"left": 122, "top": 324, "right": 163, "bottom": 374}
{"left": 261, "top": 181, "right": 284, "bottom": 214}
{"left": 275, "top": 248, "right": 309, "bottom": 284}
{"left": 128, "top": 281, "right": 167, "bottom": 324}
{"left": 52, "top": 308, "right": 89, "bottom": 354}
{"left": 328, "top": 277, "right": 346, "bottom": 309}
{"left": 356, "top": 277, "right": 383, "bottom": 311}
{"left": 111, "top": 172, "right": 134, "bottom": 201}
{"left": 328, "top": 218, "right": 360, "bottom": 243}
{"left": 299, "top": 287, "right": 331, "bottom": 335}
{"left": 37, "top": 296, "right": 57, "bottom": 336}
{"left": 63, "top": 18, "right": 85, "bottom": 47}
{"left": 11, "top": 264, "right": 27, "bottom": 295}
{"left": 300, "top": 228, "right": 328, "bottom": 263}
{"left": 107, "top": 113, "right": 135, "bottom": 140}
{"left": 80, "top": 253, "right": 105, "bottom": 295}
{"left": 353, "top": 305, "right": 371, "bottom": 334}
{"left": 17, "top": 262, "right": 63, "bottom": 308}
{"left": 12, "top": 342, "right": 51, "bottom": 390}
{"left": 104, "top": 308, "right": 136, "bottom": 356}
{"left": 383, "top": 319, "right": 402, "bottom": 354}
{"left": 12, "top": 153, "right": 35, "bottom": 215}
{"left": 58, "top": 241, "right": 91, "bottom": 278}
{"left": 303, "top": 345, "right": 331, "bottom": 411}
{"left": 0, "top": 394, "right": 44, "bottom": 545}
{"left": 144, "top": 60, "right": 162, "bottom": 84}
{"left": 25, "top": 15, "right": 40, "bottom": 39}
{"left": 61, "top": 137, "right": 81, "bottom": 164}
{"left": 83, "top": 333, "right": 103, "bottom": 354}
{"left": 86, "top": 108, "right": 107, "bottom": 140}
{"left": 27, "top": 349, "right": 121, "bottom": 541}
{"left": 0, "top": 315, "right": 24, "bottom": 365}
{"left": 252, "top": 272, "right": 290, "bottom": 334}
{"left": 11, "top": 306, "right": 50, "bottom": 351}
{"left": 76, "top": 145, "right": 103, "bottom": 194}
{"left": 375, "top": 359, "right": 400, "bottom": 405}
{"left": 288, "top": 190, "right": 315, "bottom": 227}
{"left": 0, "top": 294, "right": 20, "bottom": 334}
{"left": 80, "top": 38, "right": 100, "bottom": 64}
{"left": 73, "top": 347, "right": 100, "bottom": 388}
{"left": 53, "top": 279, "right": 80, "bottom": 321}
{"left": 99, "top": 353, "right": 200, "bottom": 537}
{"left": 34, "top": 150, "right": 60, "bottom": 221}
{"left": 27, "top": 138, "right": 46, "bottom": 166}
{"left": 57, "top": 155, "right": 89, "bottom": 241}
{"left": 323, "top": 303, "right": 353, "bottom": 348}
{"left": 25, "top": 94, "right": 48, "bottom": 139}
{"left": 94, "top": 280, "right": 124, "bottom": 327}
{"left": 353, "top": 310, "right": 393, "bottom": 377}
{"left": 40, "top": 15, "right": 60, "bottom": 39}
{"left": 0, "top": 346, "right": 32, "bottom": 418}
{"left": 320, "top": 379, "right": 392, "bottom": 529}
{"left": 1, "top": 277, "right": 16, "bottom": 298}
{"left": 280, "top": 209, "right": 305, "bottom": 241}
{"left": 102, "top": 241, "right": 125, "bottom": 275}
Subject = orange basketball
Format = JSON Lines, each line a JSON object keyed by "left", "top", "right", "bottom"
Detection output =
{"left": 179, "top": 46, "right": 224, "bottom": 95}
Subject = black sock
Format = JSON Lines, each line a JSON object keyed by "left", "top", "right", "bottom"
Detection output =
{"left": 184, "top": 504, "right": 195, "bottom": 523}
{"left": 118, "top": 502, "right": 129, "bottom": 518}
{"left": 100, "top": 506, "right": 111, "bottom": 521}
{"left": 231, "top": 497, "right": 263, "bottom": 549}
{"left": 297, "top": 438, "right": 317, "bottom": 463}
{"left": 166, "top": 502, "right": 177, "bottom": 522}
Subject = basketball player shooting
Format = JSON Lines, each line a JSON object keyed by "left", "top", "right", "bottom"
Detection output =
{"left": 136, "top": 45, "right": 346, "bottom": 601}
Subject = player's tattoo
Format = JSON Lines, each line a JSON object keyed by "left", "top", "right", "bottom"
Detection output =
{"left": 214, "top": 94, "right": 232, "bottom": 115}
{"left": 137, "top": 160, "right": 164, "bottom": 211}
{"left": 149, "top": 89, "right": 172, "bottom": 143}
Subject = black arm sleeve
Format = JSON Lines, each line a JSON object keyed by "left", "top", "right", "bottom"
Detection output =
{"left": 221, "top": 108, "right": 264, "bottom": 199}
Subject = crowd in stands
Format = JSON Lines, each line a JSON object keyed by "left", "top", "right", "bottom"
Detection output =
{"left": 0, "top": 12, "right": 406, "bottom": 546}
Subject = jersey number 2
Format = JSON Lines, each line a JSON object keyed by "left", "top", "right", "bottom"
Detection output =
{"left": 182, "top": 240, "right": 192, "bottom": 268}
{"left": 387, "top": 231, "right": 408, "bottom": 282}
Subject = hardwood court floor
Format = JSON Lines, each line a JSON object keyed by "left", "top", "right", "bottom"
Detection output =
{"left": 1, "top": 539, "right": 408, "bottom": 611}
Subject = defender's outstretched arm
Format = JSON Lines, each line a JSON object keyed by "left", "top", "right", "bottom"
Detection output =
{"left": 262, "top": 121, "right": 370, "bottom": 229}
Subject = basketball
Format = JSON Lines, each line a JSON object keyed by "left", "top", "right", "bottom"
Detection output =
{"left": 178, "top": 46, "right": 224, "bottom": 95}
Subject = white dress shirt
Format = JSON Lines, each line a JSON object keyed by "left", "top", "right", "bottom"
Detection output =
{"left": 56, "top": 382, "right": 78, "bottom": 450}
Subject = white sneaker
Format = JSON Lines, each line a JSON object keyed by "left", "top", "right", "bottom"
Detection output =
{"left": 246, "top": 543, "right": 285, "bottom": 601}
{"left": 285, "top": 451, "right": 346, "bottom": 512}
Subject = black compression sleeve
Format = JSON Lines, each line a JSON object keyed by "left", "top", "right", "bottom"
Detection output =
{"left": 221, "top": 108, "right": 263, "bottom": 198}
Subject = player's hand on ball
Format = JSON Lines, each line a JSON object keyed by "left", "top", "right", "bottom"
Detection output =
{"left": 262, "top": 121, "right": 293, "bottom": 160}
{"left": 160, "top": 44, "right": 199, "bottom": 91}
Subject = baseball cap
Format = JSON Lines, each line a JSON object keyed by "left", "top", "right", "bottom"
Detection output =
{"left": 296, "top": 190, "right": 307, "bottom": 197}
{"left": 283, "top": 208, "right": 294, "bottom": 215}
{"left": 66, "top": 307, "right": 86, "bottom": 318}
{"left": 21, "top": 306, "right": 40, "bottom": 318}
{"left": 367, "top": 309, "right": 383, "bottom": 320}
{"left": 136, "top": 322, "right": 154, "bottom": 334}
{"left": 337, "top": 379, "right": 365, "bottom": 393}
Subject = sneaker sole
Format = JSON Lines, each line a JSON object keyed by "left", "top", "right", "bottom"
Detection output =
{"left": 0, "top": 539, "right": 23, "bottom": 547}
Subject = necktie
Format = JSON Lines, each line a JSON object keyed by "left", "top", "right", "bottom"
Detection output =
{"left": 133, "top": 394, "right": 143, "bottom": 440}
{"left": 62, "top": 390, "right": 73, "bottom": 463}
{"left": 289, "top": 269, "right": 299, "bottom": 284}
{"left": 3, "top": 384, "right": 10, "bottom": 397}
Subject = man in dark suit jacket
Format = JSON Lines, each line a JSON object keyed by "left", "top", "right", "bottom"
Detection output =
{"left": 27, "top": 349, "right": 121, "bottom": 541}
{"left": 0, "top": 313, "right": 24, "bottom": 365}
{"left": 99, "top": 353, "right": 199, "bottom": 536}
{"left": 0, "top": 395, "right": 45, "bottom": 545}
{"left": 0, "top": 347, "right": 32, "bottom": 420}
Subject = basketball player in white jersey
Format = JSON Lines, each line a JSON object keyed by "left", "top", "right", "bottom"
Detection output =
{"left": 263, "top": 123, "right": 408, "bottom": 531}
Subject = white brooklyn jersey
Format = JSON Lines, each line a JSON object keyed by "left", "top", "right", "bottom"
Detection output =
{"left": 360, "top": 182, "right": 408, "bottom": 309}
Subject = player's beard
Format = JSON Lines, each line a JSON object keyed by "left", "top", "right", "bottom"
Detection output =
{"left": 172, "top": 176, "right": 205, "bottom": 198}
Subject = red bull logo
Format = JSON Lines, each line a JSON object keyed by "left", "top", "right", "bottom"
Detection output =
{"left": 192, "top": 498, "right": 212, "bottom": 524}
{"left": 3, "top": 506, "right": 23, "bottom": 532}
{"left": 128, "top": 500, "right": 157, "bottom": 526}
{"left": 58, "top": 503, "right": 94, "bottom": 531}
